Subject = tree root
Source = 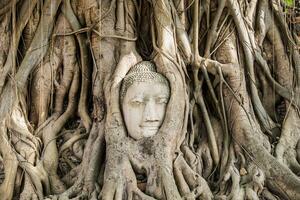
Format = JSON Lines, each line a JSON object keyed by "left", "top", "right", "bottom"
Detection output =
{"left": 62, "top": 0, "right": 92, "bottom": 132}
{"left": 174, "top": 154, "right": 213, "bottom": 200}
{"left": 228, "top": 0, "right": 277, "bottom": 134}
{"left": 100, "top": 165, "right": 155, "bottom": 200}
{"left": 41, "top": 65, "right": 79, "bottom": 194}
{"left": 15, "top": 0, "right": 62, "bottom": 90}
{"left": 99, "top": 142, "right": 154, "bottom": 200}
{"left": 0, "top": 122, "right": 18, "bottom": 200}
{"left": 51, "top": 121, "right": 106, "bottom": 199}
{"left": 275, "top": 107, "right": 300, "bottom": 175}
{"left": 0, "top": 13, "right": 10, "bottom": 69}
{"left": 0, "top": 0, "right": 299, "bottom": 199}
{"left": 19, "top": 174, "right": 39, "bottom": 200}
{"left": 59, "top": 128, "right": 87, "bottom": 157}
{"left": 0, "top": 0, "right": 38, "bottom": 94}
{"left": 196, "top": 141, "right": 213, "bottom": 178}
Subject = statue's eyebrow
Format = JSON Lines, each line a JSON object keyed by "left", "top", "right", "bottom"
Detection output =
{"left": 157, "top": 95, "right": 169, "bottom": 99}
{"left": 130, "top": 95, "right": 144, "bottom": 101}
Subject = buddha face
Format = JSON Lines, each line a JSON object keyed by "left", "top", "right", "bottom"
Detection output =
{"left": 121, "top": 82, "right": 170, "bottom": 140}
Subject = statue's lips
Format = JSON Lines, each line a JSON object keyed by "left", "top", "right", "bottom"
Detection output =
{"left": 140, "top": 126, "right": 158, "bottom": 129}
{"left": 139, "top": 125, "right": 159, "bottom": 130}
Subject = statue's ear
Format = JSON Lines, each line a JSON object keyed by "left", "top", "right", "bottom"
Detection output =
{"left": 106, "top": 80, "right": 123, "bottom": 128}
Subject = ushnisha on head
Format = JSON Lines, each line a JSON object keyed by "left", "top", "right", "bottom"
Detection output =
{"left": 120, "top": 61, "right": 170, "bottom": 102}
{"left": 120, "top": 61, "right": 170, "bottom": 140}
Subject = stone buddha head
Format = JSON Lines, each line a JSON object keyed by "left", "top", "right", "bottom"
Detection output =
{"left": 120, "top": 61, "right": 170, "bottom": 140}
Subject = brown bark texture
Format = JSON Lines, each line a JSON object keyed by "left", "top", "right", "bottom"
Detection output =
{"left": 0, "top": 0, "right": 299, "bottom": 199}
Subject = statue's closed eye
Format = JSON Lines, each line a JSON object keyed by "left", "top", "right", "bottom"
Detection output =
{"left": 130, "top": 98, "right": 168, "bottom": 105}
{"left": 156, "top": 97, "right": 168, "bottom": 104}
{"left": 130, "top": 98, "right": 144, "bottom": 106}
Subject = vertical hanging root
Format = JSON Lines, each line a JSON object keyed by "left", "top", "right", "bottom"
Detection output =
{"left": 203, "top": 0, "right": 226, "bottom": 57}
{"left": 54, "top": 40, "right": 76, "bottom": 114}
{"left": 62, "top": 0, "right": 92, "bottom": 132}
{"left": 22, "top": 0, "right": 40, "bottom": 52}
{"left": 170, "top": 1, "right": 192, "bottom": 63}
{"left": 36, "top": 13, "right": 80, "bottom": 194}
{"left": 0, "top": 122, "right": 18, "bottom": 200}
{"left": 191, "top": 0, "right": 220, "bottom": 166}
{"left": 42, "top": 65, "right": 80, "bottom": 194}
{"left": 198, "top": 94, "right": 220, "bottom": 166}
{"left": 227, "top": 0, "right": 277, "bottom": 134}
{"left": 30, "top": 13, "right": 72, "bottom": 127}
{"left": 8, "top": 105, "right": 41, "bottom": 198}
{"left": 31, "top": 61, "right": 55, "bottom": 127}
{"left": 0, "top": 13, "right": 10, "bottom": 69}
{"left": 196, "top": 141, "right": 213, "bottom": 178}
{"left": 116, "top": 0, "right": 125, "bottom": 31}
{"left": 0, "top": 8, "right": 62, "bottom": 192}
{"left": 41, "top": 55, "right": 79, "bottom": 193}
{"left": 35, "top": 17, "right": 79, "bottom": 194}
{"left": 261, "top": 2, "right": 300, "bottom": 174}
{"left": 0, "top": 0, "right": 38, "bottom": 94}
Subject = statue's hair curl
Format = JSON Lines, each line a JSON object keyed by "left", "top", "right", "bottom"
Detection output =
{"left": 120, "top": 61, "right": 170, "bottom": 102}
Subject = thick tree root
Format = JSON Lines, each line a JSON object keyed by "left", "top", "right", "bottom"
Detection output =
{"left": 174, "top": 154, "right": 213, "bottom": 200}
{"left": 0, "top": 122, "right": 18, "bottom": 200}
{"left": 275, "top": 107, "right": 300, "bottom": 174}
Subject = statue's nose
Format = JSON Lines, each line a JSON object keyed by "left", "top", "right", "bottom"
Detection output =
{"left": 144, "top": 99, "right": 159, "bottom": 122}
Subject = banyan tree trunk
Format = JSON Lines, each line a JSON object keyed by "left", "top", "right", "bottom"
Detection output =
{"left": 0, "top": 0, "right": 299, "bottom": 199}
